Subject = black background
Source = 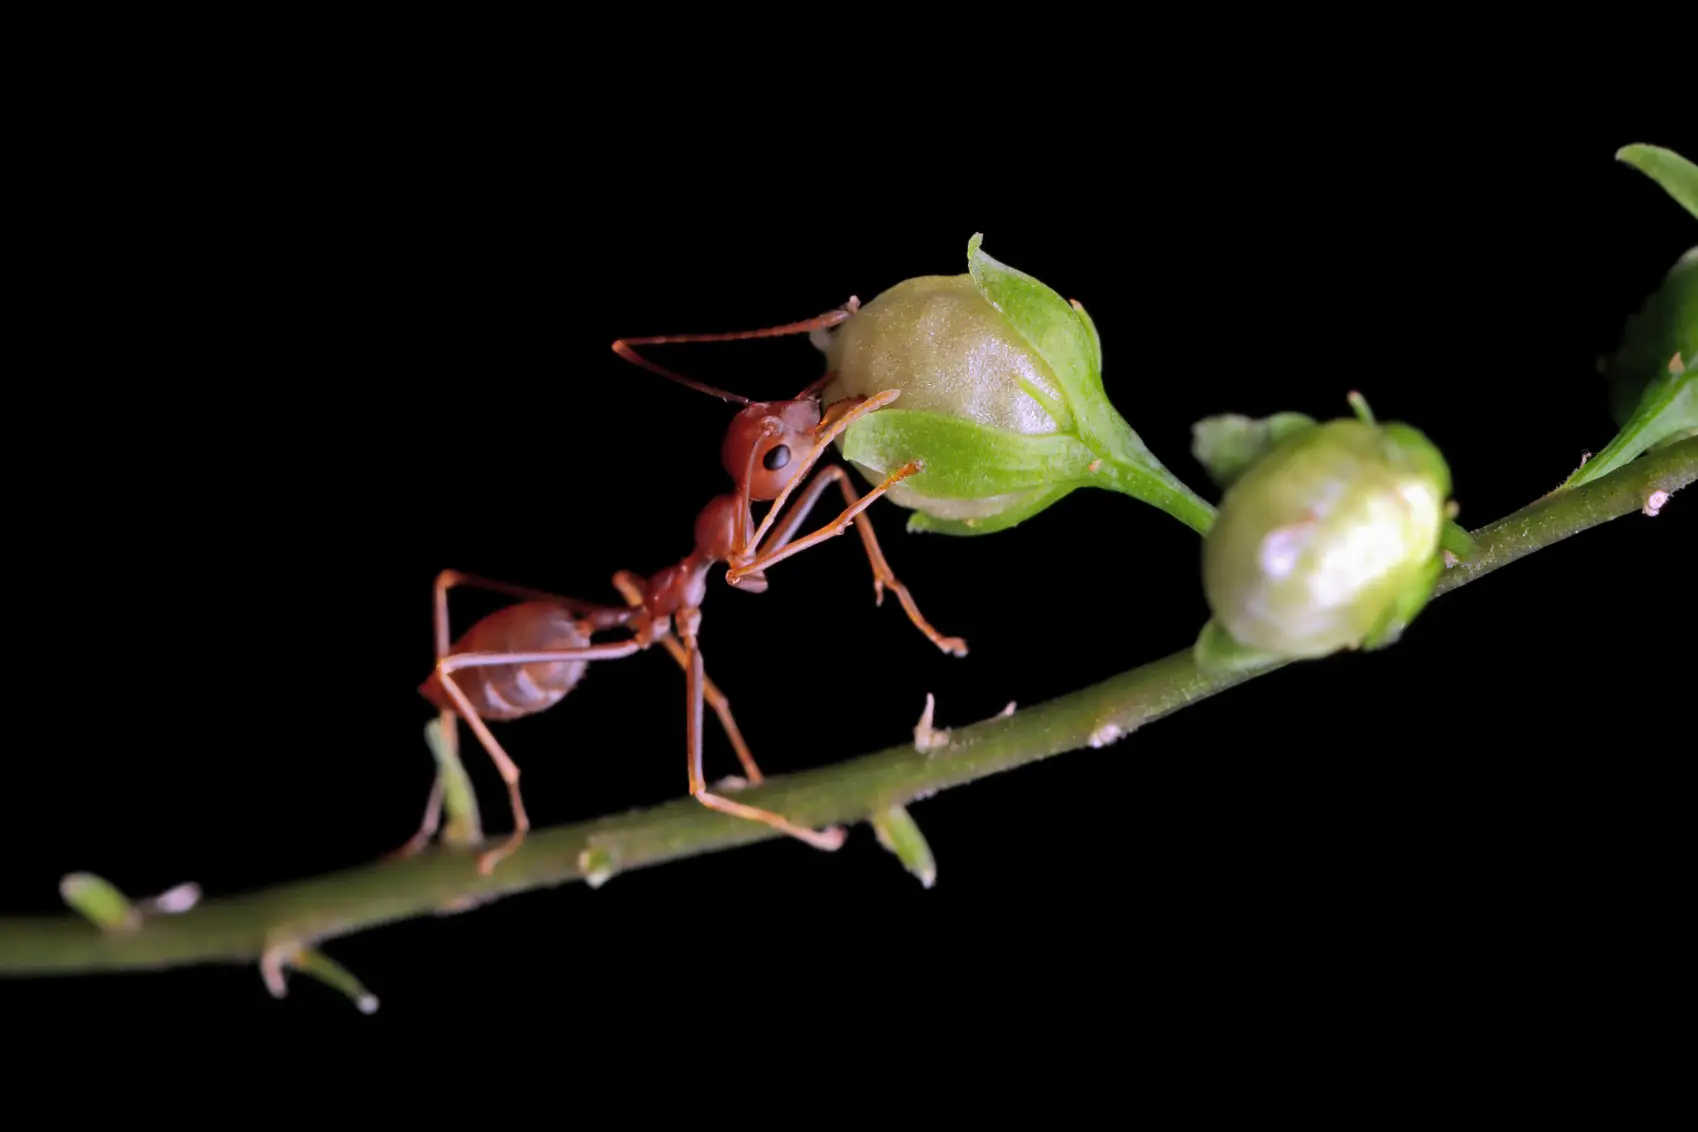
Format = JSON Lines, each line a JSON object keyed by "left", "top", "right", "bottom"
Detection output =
{"left": 2, "top": 70, "right": 1690, "bottom": 1070}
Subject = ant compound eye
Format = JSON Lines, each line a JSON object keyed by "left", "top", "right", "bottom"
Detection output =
{"left": 763, "top": 444, "right": 791, "bottom": 471}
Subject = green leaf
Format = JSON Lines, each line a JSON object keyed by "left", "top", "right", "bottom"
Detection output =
{"left": 290, "top": 947, "right": 380, "bottom": 1014}
{"left": 842, "top": 408, "right": 1097, "bottom": 500}
{"left": 59, "top": 873, "right": 139, "bottom": 933}
{"left": 1604, "top": 248, "right": 1698, "bottom": 429}
{"left": 1618, "top": 144, "right": 1698, "bottom": 222}
{"left": 1191, "top": 411, "right": 1318, "bottom": 489}
{"left": 870, "top": 804, "right": 936, "bottom": 889}
{"left": 1565, "top": 355, "right": 1696, "bottom": 489}
{"left": 905, "top": 484, "right": 1079, "bottom": 536}
{"left": 424, "top": 717, "right": 483, "bottom": 848}
{"left": 967, "top": 233, "right": 1104, "bottom": 420}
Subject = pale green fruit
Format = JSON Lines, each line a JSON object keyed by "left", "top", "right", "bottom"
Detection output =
{"left": 1201, "top": 419, "right": 1452, "bottom": 659}
{"left": 821, "top": 273, "right": 1072, "bottom": 522}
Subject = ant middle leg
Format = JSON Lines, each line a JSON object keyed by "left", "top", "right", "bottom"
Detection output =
{"left": 678, "top": 622, "right": 846, "bottom": 852}
{"left": 611, "top": 570, "right": 762, "bottom": 785}
{"left": 739, "top": 464, "right": 968, "bottom": 657}
{"left": 396, "top": 775, "right": 447, "bottom": 859}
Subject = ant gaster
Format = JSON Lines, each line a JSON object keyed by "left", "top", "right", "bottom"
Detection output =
{"left": 411, "top": 299, "right": 968, "bottom": 875}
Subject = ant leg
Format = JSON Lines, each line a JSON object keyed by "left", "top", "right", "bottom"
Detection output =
{"left": 435, "top": 569, "right": 634, "bottom": 650}
{"left": 440, "top": 569, "right": 735, "bottom": 740}
{"left": 434, "top": 641, "right": 644, "bottom": 875}
{"left": 396, "top": 571, "right": 635, "bottom": 860}
{"left": 680, "top": 622, "right": 845, "bottom": 851}
{"left": 611, "top": 571, "right": 762, "bottom": 785}
{"left": 744, "top": 465, "right": 967, "bottom": 657}
{"left": 395, "top": 774, "right": 446, "bottom": 858}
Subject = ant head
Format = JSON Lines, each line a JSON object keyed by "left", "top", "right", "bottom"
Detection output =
{"left": 721, "top": 399, "right": 822, "bottom": 500}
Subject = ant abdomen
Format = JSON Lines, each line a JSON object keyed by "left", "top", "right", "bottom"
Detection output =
{"left": 420, "top": 601, "right": 591, "bottom": 721}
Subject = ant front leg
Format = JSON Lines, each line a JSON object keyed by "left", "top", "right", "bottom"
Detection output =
{"left": 737, "top": 389, "right": 902, "bottom": 559}
{"left": 743, "top": 464, "right": 968, "bottom": 657}
{"left": 678, "top": 612, "right": 845, "bottom": 851}
{"left": 434, "top": 640, "right": 644, "bottom": 875}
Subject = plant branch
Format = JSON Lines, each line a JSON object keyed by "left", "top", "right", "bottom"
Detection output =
{"left": 1, "top": 438, "right": 1691, "bottom": 983}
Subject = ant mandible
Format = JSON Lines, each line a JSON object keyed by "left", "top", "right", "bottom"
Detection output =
{"left": 409, "top": 298, "right": 968, "bottom": 875}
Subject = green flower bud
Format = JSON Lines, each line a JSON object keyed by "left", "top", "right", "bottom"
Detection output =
{"left": 1195, "top": 397, "right": 1454, "bottom": 669}
{"left": 816, "top": 235, "right": 1215, "bottom": 537}
{"left": 823, "top": 272, "right": 1070, "bottom": 524}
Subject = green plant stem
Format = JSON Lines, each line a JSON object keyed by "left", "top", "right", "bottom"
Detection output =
{"left": 1434, "top": 438, "right": 1692, "bottom": 595}
{"left": 1, "top": 439, "right": 1691, "bottom": 981}
{"left": 1100, "top": 453, "right": 1218, "bottom": 535}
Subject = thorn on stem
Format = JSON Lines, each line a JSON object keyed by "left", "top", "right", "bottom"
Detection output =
{"left": 579, "top": 844, "right": 618, "bottom": 889}
{"left": 260, "top": 943, "right": 294, "bottom": 999}
{"left": 913, "top": 693, "right": 951, "bottom": 754}
{"left": 140, "top": 882, "right": 202, "bottom": 915}
{"left": 1088, "top": 721, "right": 1125, "bottom": 749}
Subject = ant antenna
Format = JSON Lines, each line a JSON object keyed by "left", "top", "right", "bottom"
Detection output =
{"left": 610, "top": 341, "right": 751, "bottom": 405}
{"left": 610, "top": 303, "right": 861, "bottom": 407}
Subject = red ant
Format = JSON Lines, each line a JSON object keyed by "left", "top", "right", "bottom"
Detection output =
{"left": 408, "top": 298, "right": 969, "bottom": 875}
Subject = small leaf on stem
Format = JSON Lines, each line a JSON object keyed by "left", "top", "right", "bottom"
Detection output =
{"left": 59, "top": 873, "right": 140, "bottom": 933}
{"left": 266, "top": 943, "right": 380, "bottom": 1014}
{"left": 424, "top": 716, "right": 483, "bottom": 848}
{"left": 870, "top": 804, "right": 937, "bottom": 890}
